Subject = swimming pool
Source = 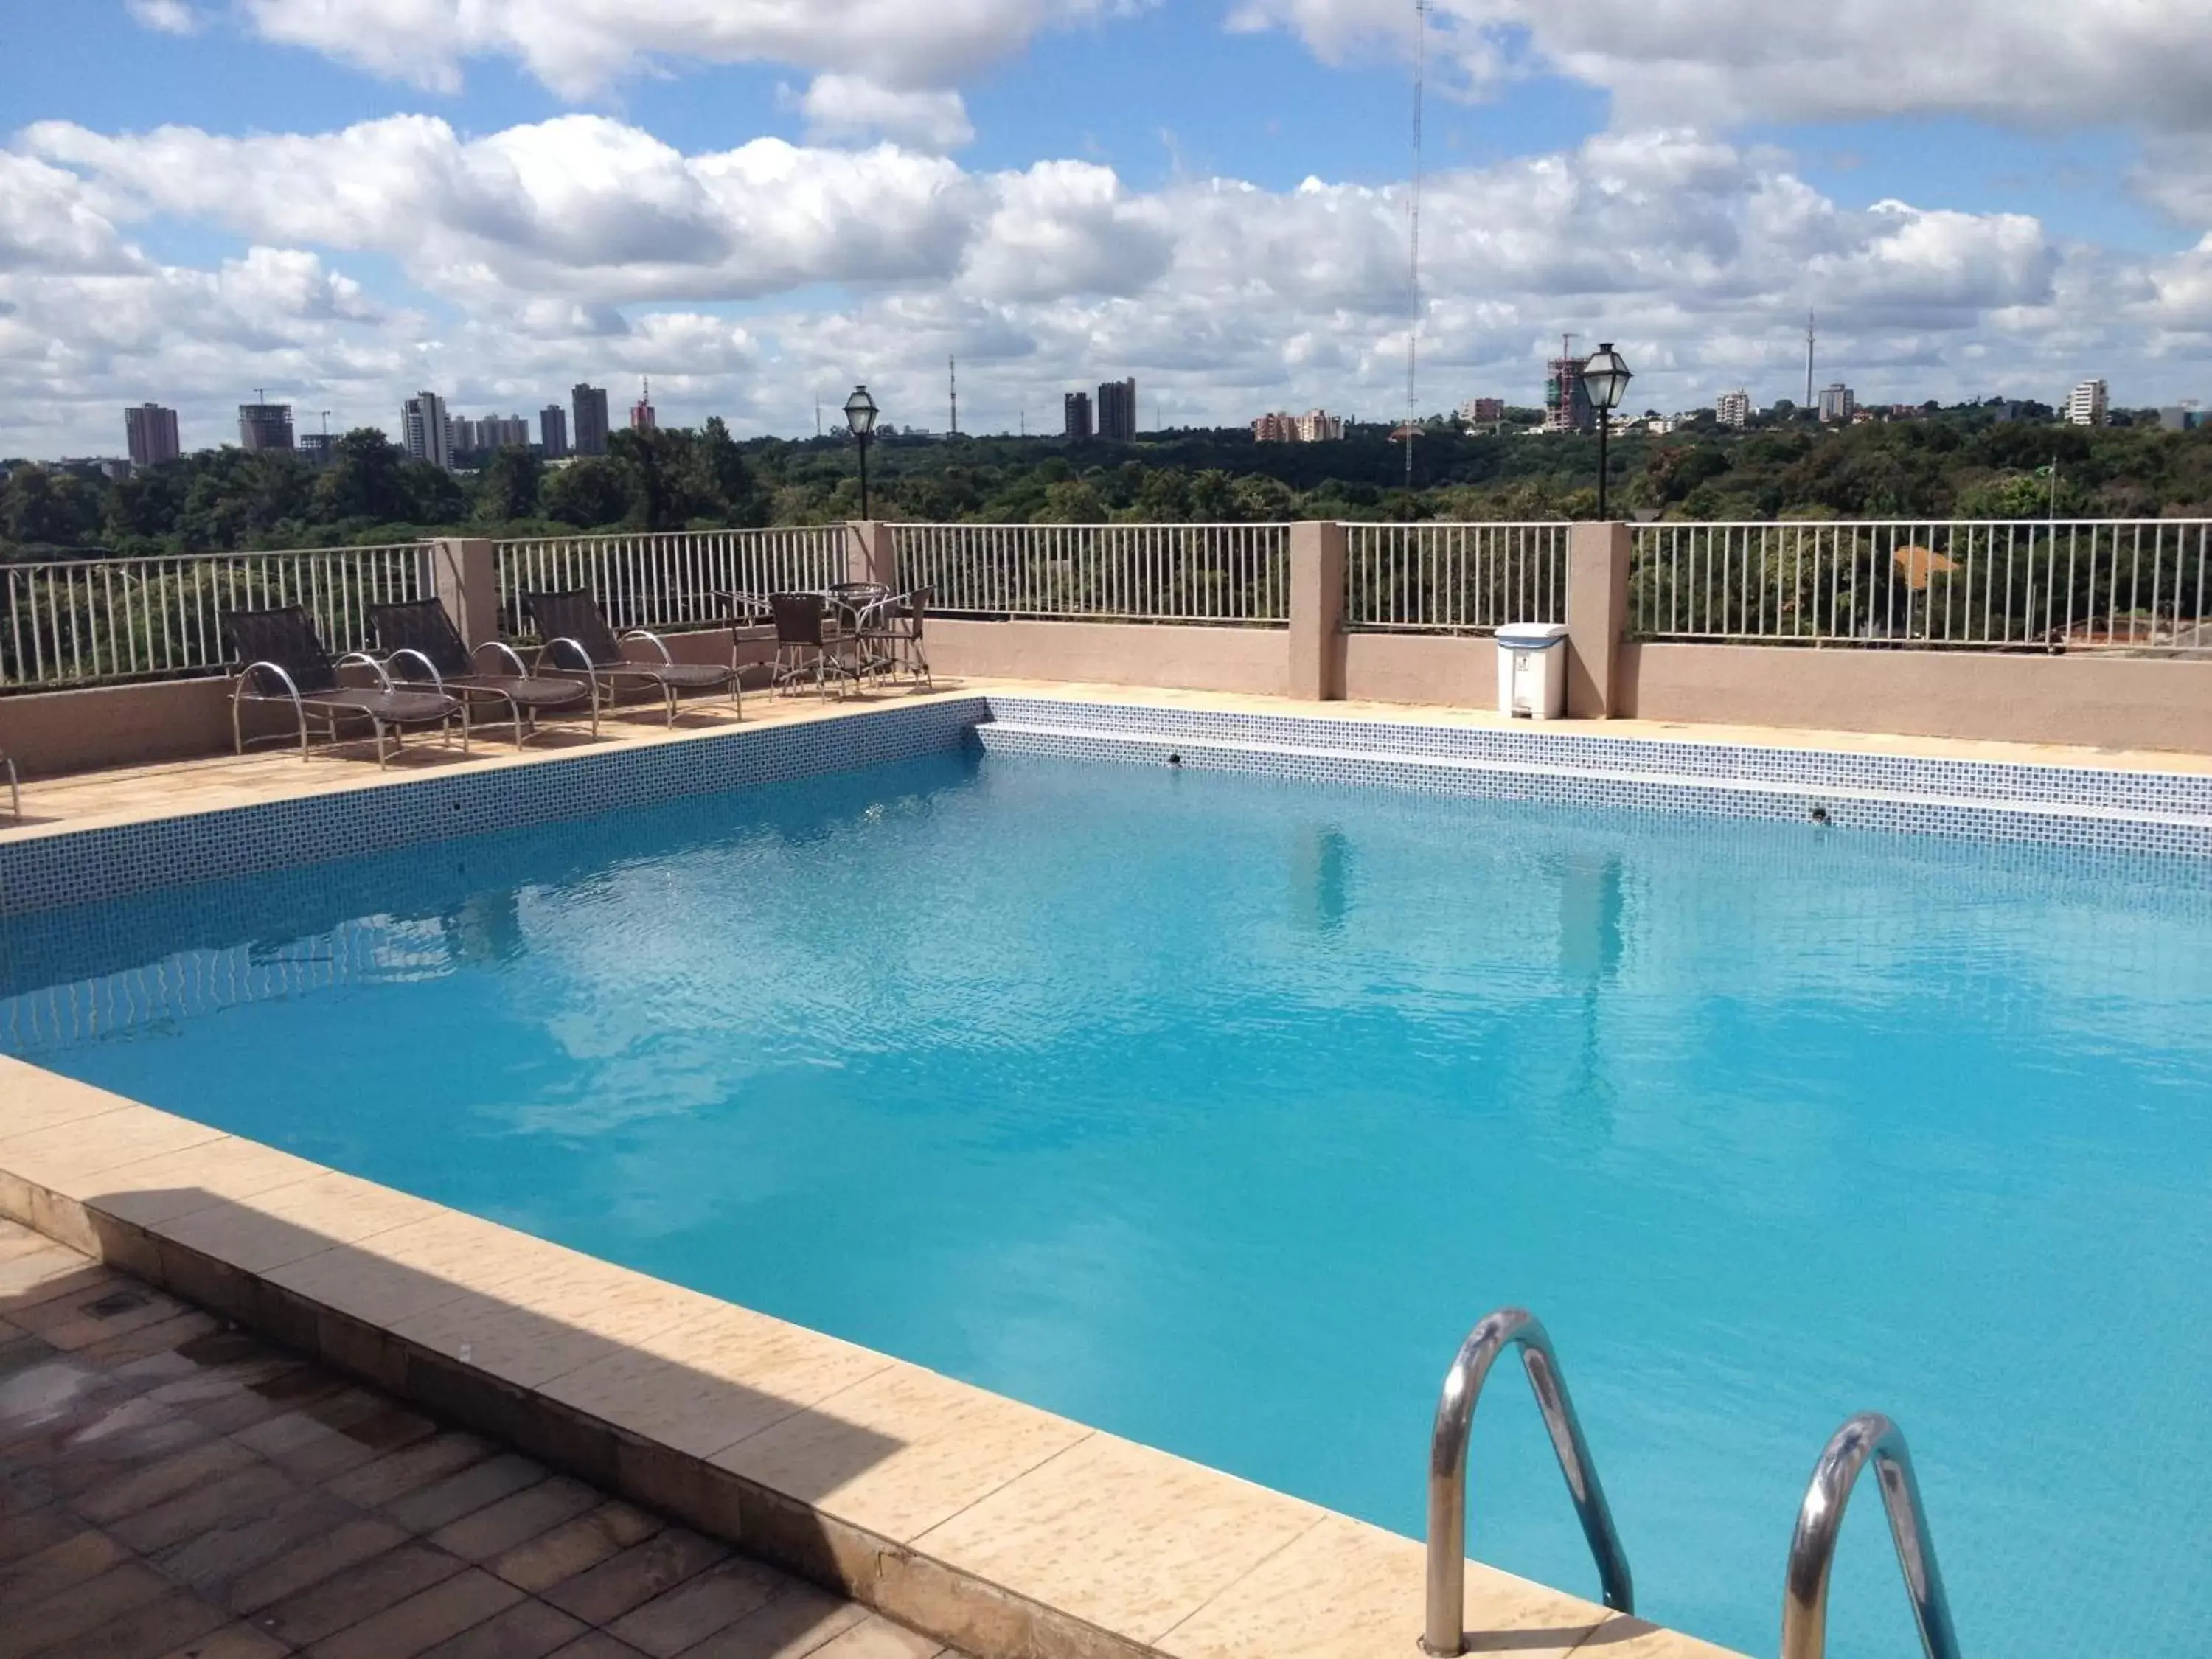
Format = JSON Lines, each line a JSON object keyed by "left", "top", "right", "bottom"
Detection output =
{"left": 5, "top": 742, "right": 2209, "bottom": 1658}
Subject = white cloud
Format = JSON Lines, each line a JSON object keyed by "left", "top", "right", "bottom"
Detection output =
{"left": 796, "top": 75, "right": 975, "bottom": 152}
{"left": 5, "top": 111, "right": 2202, "bottom": 459}
{"left": 1231, "top": 1, "right": 2212, "bottom": 135}
{"left": 221, "top": 0, "right": 1144, "bottom": 98}
{"left": 0, "top": 155, "right": 146, "bottom": 276}
{"left": 125, "top": 0, "right": 201, "bottom": 32}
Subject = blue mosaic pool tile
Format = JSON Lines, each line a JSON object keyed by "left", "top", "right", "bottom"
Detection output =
{"left": 0, "top": 698, "right": 988, "bottom": 917}
{"left": 7, "top": 690, "right": 2209, "bottom": 919}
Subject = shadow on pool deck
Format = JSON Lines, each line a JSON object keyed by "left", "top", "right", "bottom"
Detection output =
{"left": 0, "top": 1211, "right": 956, "bottom": 1659}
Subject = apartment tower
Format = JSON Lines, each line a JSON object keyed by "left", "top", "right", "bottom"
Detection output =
{"left": 573, "top": 384, "right": 611, "bottom": 456}
{"left": 1096, "top": 378, "right": 1138, "bottom": 442}
{"left": 125, "top": 403, "right": 181, "bottom": 466}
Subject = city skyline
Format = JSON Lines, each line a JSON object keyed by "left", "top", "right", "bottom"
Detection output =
{"left": 3, "top": 5, "right": 2209, "bottom": 458}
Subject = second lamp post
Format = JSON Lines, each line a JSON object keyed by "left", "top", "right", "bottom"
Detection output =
{"left": 1581, "top": 343, "right": 1632, "bottom": 520}
{"left": 844, "top": 385, "right": 880, "bottom": 518}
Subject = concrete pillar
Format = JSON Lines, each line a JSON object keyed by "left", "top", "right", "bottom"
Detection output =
{"left": 423, "top": 538, "right": 498, "bottom": 646}
{"left": 1565, "top": 520, "right": 1631, "bottom": 718}
{"left": 1288, "top": 520, "right": 1347, "bottom": 702}
{"left": 845, "top": 521, "right": 896, "bottom": 588}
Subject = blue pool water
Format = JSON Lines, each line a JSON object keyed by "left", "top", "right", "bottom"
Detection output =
{"left": 5, "top": 748, "right": 2211, "bottom": 1658}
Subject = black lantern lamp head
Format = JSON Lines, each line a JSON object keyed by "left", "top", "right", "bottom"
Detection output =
{"left": 1582, "top": 343, "right": 1632, "bottom": 413}
{"left": 844, "top": 385, "right": 879, "bottom": 437}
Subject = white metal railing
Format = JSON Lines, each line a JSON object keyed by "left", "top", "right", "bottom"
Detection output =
{"left": 1, "top": 543, "right": 426, "bottom": 690}
{"left": 495, "top": 527, "right": 847, "bottom": 638}
{"left": 1344, "top": 522, "right": 1569, "bottom": 631}
{"left": 1632, "top": 520, "right": 2212, "bottom": 650}
{"left": 893, "top": 523, "right": 1290, "bottom": 624}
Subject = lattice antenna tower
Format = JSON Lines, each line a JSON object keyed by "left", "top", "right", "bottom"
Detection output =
{"left": 1405, "top": 0, "right": 1428, "bottom": 492}
{"left": 1805, "top": 313, "right": 1816, "bottom": 408}
{"left": 950, "top": 358, "right": 959, "bottom": 437}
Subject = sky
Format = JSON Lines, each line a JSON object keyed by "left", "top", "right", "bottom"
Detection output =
{"left": 3, "top": 1, "right": 2211, "bottom": 458}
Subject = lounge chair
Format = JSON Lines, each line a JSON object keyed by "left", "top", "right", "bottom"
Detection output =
{"left": 769, "top": 592, "right": 864, "bottom": 698}
{"left": 222, "top": 605, "right": 467, "bottom": 768}
{"left": 522, "top": 589, "right": 740, "bottom": 725}
{"left": 368, "top": 598, "right": 594, "bottom": 747}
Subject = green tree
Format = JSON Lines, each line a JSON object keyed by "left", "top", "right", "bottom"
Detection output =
{"left": 1037, "top": 479, "right": 1107, "bottom": 522}
{"left": 313, "top": 429, "right": 411, "bottom": 524}
{"left": 106, "top": 465, "right": 187, "bottom": 545}
{"left": 1, "top": 465, "right": 103, "bottom": 548}
{"left": 541, "top": 458, "right": 630, "bottom": 528}
{"left": 401, "top": 462, "right": 467, "bottom": 526}
{"left": 692, "top": 417, "right": 763, "bottom": 526}
{"left": 473, "top": 445, "right": 543, "bottom": 524}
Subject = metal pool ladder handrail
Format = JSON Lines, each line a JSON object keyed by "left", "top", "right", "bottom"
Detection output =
{"left": 1422, "top": 1308, "right": 1633, "bottom": 1655}
{"left": 1782, "top": 1413, "right": 1963, "bottom": 1659}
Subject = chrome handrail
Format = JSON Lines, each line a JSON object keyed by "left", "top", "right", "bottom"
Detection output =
{"left": 1782, "top": 1413, "right": 1961, "bottom": 1659}
{"left": 1423, "top": 1308, "right": 1632, "bottom": 1655}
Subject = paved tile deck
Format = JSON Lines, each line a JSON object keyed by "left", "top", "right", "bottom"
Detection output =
{"left": 7, "top": 674, "right": 2205, "bottom": 847}
{"left": 0, "top": 1216, "right": 959, "bottom": 1659}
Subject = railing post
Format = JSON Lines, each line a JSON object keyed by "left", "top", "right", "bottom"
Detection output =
{"left": 423, "top": 538, "right": 498, "bottom": 646}
{"left": 1565, "top": 521, "right": 1630, "bottom": 717}
{"left": 845, "top": 521, "right": 895, "bottom": 588}
{"left": 1290, "top": 520, "right": 1346, "bottom": 701}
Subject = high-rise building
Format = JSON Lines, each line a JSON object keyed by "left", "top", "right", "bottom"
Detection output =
{"left": 1253, "top": 410, "right": 1344, "bottom": 444}
{"left": 237, "top": 403, "right": 295, "bottom": 451}
{"left": 1096, "top": 377, "right": 1137, "bottom": 442}
{"left": 2066, "top": 379, "right": 2109, "bottom": 427}
{"left": 1063, "top": 391, "right": 1093, "bottom": 440}
{"left": 630, "top": 378, "right": 657, "bottom": 431}
{"left": 573, "top": 384, "right": 611, "bottom": 456}
{"left": 1818, "top": 383, "right": 1857, "bottom": 424}
{"left": 401, "top": 392, "right": 453, "bottom": 470}
{"left": 540, "top": 405, "right": 570, "bottom": 459}
{"left": 1458, "top": 397, "right": 1506, "bottom": 425}
{"left": 463, "top": 414, "right": 530, "bottom": 452}
{"left": 1544, "top": 357, "right": 1593, "bottom": 434}
{"left": 1714, "top": 389, "right": 1751, "bottom": 429}
{"left": 299, "top": 432, "right": 336, "bottom": 468}
{"left": 125, "top": 403, "right": 181, "bottom": 467}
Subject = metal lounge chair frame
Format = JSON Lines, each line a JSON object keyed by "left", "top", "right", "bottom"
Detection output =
{"left": 222, "top": 605, "right": 467, "bottom": 769}
{"left": 522, "top": 589, "right": 740, "bottom": 726}
{"left": 368, "top": 599, "right": 596, "bottom": 748}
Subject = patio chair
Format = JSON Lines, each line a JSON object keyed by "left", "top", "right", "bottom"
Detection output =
{"left": 1, "top": 752, "right": 17, "bottom": 821}
{"left": 862, "top": 587, "right": 933, "bottom": 688}
{"left": 769, "top": 591, "right": 864, "bottom": 699}
{"left": 522, "top": 590, "right": 740, "bottom": 726}
{"left": 221, "top": 606, "right": 467, "bottom": 769}
{"left": 369, "top": 599, "right": 595, "bottom": 748}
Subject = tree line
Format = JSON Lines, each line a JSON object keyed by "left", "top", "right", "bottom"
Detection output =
{"left": 4, "top": 402, "right": 2208, "bottom": 559}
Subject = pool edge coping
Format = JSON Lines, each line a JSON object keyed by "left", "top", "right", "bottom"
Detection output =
{"left": 0, "top": 1053, "right": 1739, "bottom": 1659}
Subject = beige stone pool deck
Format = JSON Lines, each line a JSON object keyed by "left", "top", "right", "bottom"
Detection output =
{"left": 7, "top": 674, "right": 2208, "bottom": 844}
{"left": 13, "top": 678, "right": 2148, "bottom": 1659}
{"left": 0, "top": 1057, "right": 1740, "bottom": 1659}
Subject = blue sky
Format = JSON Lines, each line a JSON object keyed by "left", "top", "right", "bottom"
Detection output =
{"left": 3, "top": 1, "right": 2208, "bottom": 454}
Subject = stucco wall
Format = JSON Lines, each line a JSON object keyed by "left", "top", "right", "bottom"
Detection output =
{"left": 928, "top": 619, "right": 1289, "bottom": 697}
{"left": 1619, "top": 641, "right": 2212, "bottom": 753}
{"left": 1342, "top": 633, "right": 1499, "bottom": 708}
{"left": 0, "top": 678, "right": 269, "bottom": 778}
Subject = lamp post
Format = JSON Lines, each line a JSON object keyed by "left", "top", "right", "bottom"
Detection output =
{"left": 844, "top": 385, "right": 880, "bottom": 518}
{"left": 1581, "top": 343, "right": 1632, "bottom": 520}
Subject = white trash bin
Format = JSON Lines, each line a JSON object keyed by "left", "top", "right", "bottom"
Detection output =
{"left": 1495, "top": 622, "right": 1571, "bottom": 719}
